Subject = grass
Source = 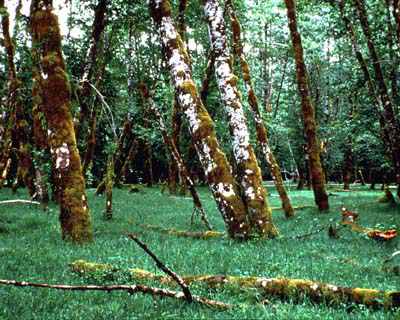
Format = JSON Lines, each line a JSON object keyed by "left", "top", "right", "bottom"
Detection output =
{"left": 0, "top": 183, "right": 399, "bottom": 319}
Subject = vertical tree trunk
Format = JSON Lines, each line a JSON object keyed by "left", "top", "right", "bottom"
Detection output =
{"left": 354, "top": 0, "right": 400, "bottom": 198}
{"left": 30, "top": 0, "right": 92, "bottom": 242}
{"left": 149, "top": 0, "right": 251, "bottom": 239}
{"left": 104, "top": 156, "right": 113, "bottom": 220}
{"left": 0, "top": 0, "right": 36, "bottom": 196}
{"left": 284, "top": 0, "right": 329, "bottom": 211}
{"left": 203, "top": 0, "right": 278, "bottom": 237}
{"left": 226, "top": 0, "right": 295, "bottom": 218}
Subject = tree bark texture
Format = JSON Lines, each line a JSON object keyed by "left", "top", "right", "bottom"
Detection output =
{"left": 204, "top": 0, "right": 278, "bottom": 237}
{"left": 0, "top": 0, "right": 36, "bottom": 196}
{"left": 30, "top": 0, "right": 92, "bottom": 242}
{"left": 284, "top": 0, "right": 329, "bottom": 211}
{"left": 354, "top": 0, "right": 400, "bottom": 198}
{"left": 72, "top": 260, "right": 400, "bottom": 309}
{"left": 226, "top": 0, "right": 295, "bottom": 218}
{"left": 149, "top": 0, "right": 251, "bottom": 239}
{"left": 75, "top": 0, "right": 108, "bottom": 142}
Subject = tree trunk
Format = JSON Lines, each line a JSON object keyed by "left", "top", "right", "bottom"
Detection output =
{"left": 30, "top": 0, "right": 92, "bottom": 242}
{"left": 354, "top": 0, "right": 400, "bottom": 198}
{"left": 284, "top": 0, "right": 329, "bottom": 211}
{"left": 75, "top": 0, "right": 108, "bottom": 142}
{"left": 204, "top": 0, "right": 278, "bottom": 237}
{"left": 226, "top": 0, "right": 295, "bottom": 218}
{"left": 138, "top": 83, "right": 212, "bottom": 230}
{"left": 104, "top": 156, "right": 113, "bottom": 220}
{"left": 149, "top": 0, "right": 251, "bottom": 239}
{"left": 0, "top": 0, "right": 36, "bottom": 196}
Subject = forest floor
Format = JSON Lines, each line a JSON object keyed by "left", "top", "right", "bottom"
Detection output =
{"left": 0, "top": 183, "right": 399, "bottom": 319}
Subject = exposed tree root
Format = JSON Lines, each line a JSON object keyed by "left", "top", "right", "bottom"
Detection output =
{"left": 0, "top": 279, "right": 230, "bottom": 309}
{"left": 70, "top": 260, "right": 400, "bottom": 309}
{"left": 136, "top": 224, "right": 225, "bottom": 239}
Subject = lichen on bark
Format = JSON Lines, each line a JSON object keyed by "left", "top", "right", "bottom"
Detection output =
{"left": 149, "top": 0, "right": 250, "bottom": 239}
{"left": 203, "top": 0, "right": 278, "bottom": 237}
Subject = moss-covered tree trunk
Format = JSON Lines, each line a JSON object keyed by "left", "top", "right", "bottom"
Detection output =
{"left": 104, "top": 156, "right": 113, "bottom": 220}
{"left": 149, "top": 0, "right": 250, "bottom": 239}
{"left": 203, "top": 0, "right": 278, "bottom": 237}
{"left": 226, "top": 0, "right": 294, "bottom": 218}
{"left": 30, "top": 0, "right": 92, "bottom": 242}
{"left": 75, "top": 0, "right": 108, "bottom": 142}
{"left": 354, "top": 0, "right": 400, "bottom": 199}
{"left": 284, "top": 0, "right": 329, "bottom": 211}
{"left": 0, "top": 0, "right": 36, "bottom": 196}
{"left": 138, "top": 83, "right": 212, "bottom": 230}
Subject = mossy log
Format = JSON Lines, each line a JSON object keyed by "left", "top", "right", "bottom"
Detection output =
{"left": 137, "top": 224, "right": 224, "bottom": 239}
{"left": 70, "top": 260, "right": 400, "bottom": 309}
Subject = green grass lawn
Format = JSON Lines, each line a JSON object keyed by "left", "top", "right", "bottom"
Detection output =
{"left": 0, "top": 184, "right": 399, "bottom": 319}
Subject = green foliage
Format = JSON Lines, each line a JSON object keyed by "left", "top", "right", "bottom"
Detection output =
{"left": 0, "top": 185, "right": 399, "bottom": 319}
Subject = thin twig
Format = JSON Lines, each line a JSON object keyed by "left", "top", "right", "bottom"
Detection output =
{"left": 127, "top": 234, "right": 193, "bottom": 303}
{"left": 0, "top": 200, "right": 40, "bottom": 205}
{"left": 0, "top": 279, "right": 230, "bottom": 309}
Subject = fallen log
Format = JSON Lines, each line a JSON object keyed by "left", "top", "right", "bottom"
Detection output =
{"left": 70, "top": 260, "right": 400, "bottom": 309}
{"left": 0, "top": 279, "right": 230, "bottom": 309}
{"left": 137, "top": 224, "right": 225, "bottom": 239}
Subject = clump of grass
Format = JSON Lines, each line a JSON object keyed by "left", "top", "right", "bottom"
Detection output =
{"left": 0, "top": 185, "right": 399, "bottom": 319}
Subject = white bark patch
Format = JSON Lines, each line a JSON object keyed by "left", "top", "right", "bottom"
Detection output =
{"left": 311, "top": 283, "right": 319, "bottom": 291}
{"left": 326, "top": 284, "right": 338, "bottom": 292}
{"left": 55, "top": 143, "right": 70, "bottom": 170}
{"left": 204, "top": 0, "right": 251, "bottom": 163}
{"left": 215, "top": 182, "right": 235, "bottom": 198}
{"left": 244, "top": 186, "right": 256, "bottom": 200}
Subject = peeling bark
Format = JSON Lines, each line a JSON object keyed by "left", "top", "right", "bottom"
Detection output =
{"left": 30, "top": 0, "right": 92, "bottom": 242}
{"left": 149, "top": 0, "right": 250, "bottom": 239}
{"left": 284, "top": 0, "right": 329, "bottom": 211}
{"left": 204, "top": 0, "right": 278, "bottom": 237}
{"left": 226, "top": 0, "right": 294, "bottom": 218}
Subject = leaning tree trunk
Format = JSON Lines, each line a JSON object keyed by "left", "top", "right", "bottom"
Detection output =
{"left": 392, "top": 0, "right": 400, "bottom": 49}
{"left": 138, "top": 83, "right": 212, "bottom": 230}
{"left": 203, "top": 0, "right": 278, "bottom": 237}
{"left": 75, "top": 0, "right": 108, "bottom": 143}
{"left": 284, "top": 0, "right": 329, "bottom": 211}
{"left": 354, "top": 0, "right": 400, "bottom": 199}
{"left": 149, "top": 0, "right": 251, "bottom": 239}
{"left": 226, "top": 0, "right": 295, "bottom": 218}
{"left": 30, "top": 0, "right": 92, "bottom": 242}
